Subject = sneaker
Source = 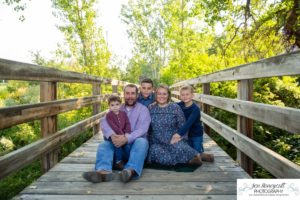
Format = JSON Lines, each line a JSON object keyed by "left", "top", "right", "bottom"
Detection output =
{"left": 120, "top": 168, "right": 135, "bottom": 183}
{"left": 201, "top": 153, "right": 214, "bottom": 162}
{"left": 188, "top": 154, "right": 202, "bottom": 166}
{"left": 82, "top": 170, "right": 113, "bottom": 183}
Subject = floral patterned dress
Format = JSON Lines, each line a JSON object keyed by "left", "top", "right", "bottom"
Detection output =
{"left": 148, "top": 103, "right": 199, "bottom": 166}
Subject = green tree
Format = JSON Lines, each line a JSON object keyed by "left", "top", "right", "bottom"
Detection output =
{"left": 122, "top": 0, "right": 300, "bottom": 178}
{"left": 194, "top": 0, "right": 299, "bottom": 55}
{"left": 121, "top": 0, "right": 167, "bottom": 82}
{"left": 52, "top": 0, "right": 111, "bottom": 77}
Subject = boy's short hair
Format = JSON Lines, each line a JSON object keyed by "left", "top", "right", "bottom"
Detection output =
{"left": 140, "top": 78, "right": 154, "bottom": 87}
{"left": 108, "top": 94, "right": 122, "bottom": 104}
{"left": 179, "top": 85, "right": 194, "bottom": 93}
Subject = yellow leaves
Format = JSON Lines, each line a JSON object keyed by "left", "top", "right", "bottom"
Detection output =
{"left": 0, "top": 136, "right": 15, "bottom": 156}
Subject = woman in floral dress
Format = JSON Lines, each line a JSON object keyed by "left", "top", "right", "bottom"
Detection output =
{"left": 147, "top": 85, "right": 202, "bottom": 166}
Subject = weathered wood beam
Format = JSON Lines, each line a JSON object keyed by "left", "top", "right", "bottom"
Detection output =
{"left": 0, "top": 58, "right": 111, "bottom": 84}
{"left": 0, "top": 95, "right": 107, "bottom": 129}
{"left": 14, "top": 195, "right": 237, "bottom": 200}
{"left": 92, "top": 84, "right": 101, "bottom": 135}
{"left": 171, "top": 50, "right": 300, "bottom": 87}
{"left": 17, "top": 181, "right": 237, "bottom": 195}
{"left": 0, "top": 111, "right": 107, "bottom": 179}
{"left": 201, "top": 113, "right": 300, "bottom": 178}
{"left": 197, "top": 94, "right": 300, "bottom": 134}
{"left": 202, "top": 83, "right": 211, "bottom": 135}
{"left": 236, "top": 79, "right": 253, "bottom": 176}
{"left": 172, "top": 91, "right": 300, "bottom": 134}
{"left": 40, "top": 82, "right": 58, "bottom": 172}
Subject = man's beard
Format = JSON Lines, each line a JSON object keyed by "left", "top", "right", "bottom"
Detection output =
{"left": 125, "top": 100, "right": 137, "bottom": 107}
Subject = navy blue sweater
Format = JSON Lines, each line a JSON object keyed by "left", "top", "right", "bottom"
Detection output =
{"left": 177, "top": 101, "right": 203, "bottom": 137}
{"left": 137, "top": 93, "right": 155, "bottom": 107}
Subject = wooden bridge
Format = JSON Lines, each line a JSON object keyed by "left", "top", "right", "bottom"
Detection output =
{"left": 0, "top": 51, "right": 300, "bottom": 199}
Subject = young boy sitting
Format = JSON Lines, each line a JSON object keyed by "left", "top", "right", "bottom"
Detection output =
{"left": 171, "top": 85, "right": 214, "bottom": 162}
{"left": 137, "top": 78, "right": 155, "bottom": 107}
{"left": 106, "top": 95, "right": 131, "bottom": 170}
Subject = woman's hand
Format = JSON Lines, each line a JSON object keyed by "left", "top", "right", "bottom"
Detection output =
{"left": 170, "top": 133, "right": 181, "bottom": 144}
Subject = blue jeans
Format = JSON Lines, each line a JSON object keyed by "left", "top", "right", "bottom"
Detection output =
{"left": 95, "top": 138, "right": 149, "bottom": 177}
{"left": 107, "top": 138, "right": 124, "bottom": 163}
{"left": 188, "top": 136, "right": 204, "bottom": 153}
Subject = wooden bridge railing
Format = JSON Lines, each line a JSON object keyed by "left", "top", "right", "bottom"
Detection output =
{"left": 0, "top": 58, "right": 129, "bottom": 179}
{"left": 1, "top": 51, "right": 299, "bottom": 180}
{"left": 170, "top": 50, "right": 300, "bottom": 178}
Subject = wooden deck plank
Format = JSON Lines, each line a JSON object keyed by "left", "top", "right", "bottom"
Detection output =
{"left": 60, "top": 154, "right": 235, "bottom": 164}
{"left": 18, "top": 181, "right": 237, "bottom": 195}
{"left": 14, "top": 133, "right": 249, "bottom": 199}
{"left": 70, "top": 144, "right": 225, "bottom": 152}
{"left": 36, "top": 171, "right": 249, "bottom": 182}
{"left": 15, "top": 194, "right": 237, "bottom": 200}
{"left": 68, "top": 149, "right": 229, "bottom": 156}
{"left": 49, "top": 163, "right": 244, "bottom": 172}
{"left": 68, "top": 147, "right": 229, "bottom": 157}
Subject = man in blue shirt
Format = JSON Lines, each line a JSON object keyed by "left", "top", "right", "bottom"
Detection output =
{"left": 137, "top": 78, "right": 155, "bottom": 107}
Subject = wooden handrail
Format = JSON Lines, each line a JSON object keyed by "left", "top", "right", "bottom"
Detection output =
{"left": 0, "top": 58, "right": 132, "bottom": 178}
{"left": 0, "top": 95, "right": 109, "bottom": 130}
{"left": 0, "top": 111, "right": 107, "bottom": 179}
{"left": 171, "top": 51, "right": 300, "bottom": 177}
{"left": 173, "top": 94, "right": 300, "bottom": 177}
{"left": 201, "top": 112, "right": 300, "bottom": 178}
{"left": 0, "top": 58, "right": 130, "bottom": 86}
{"left": 172, "top": 91, "right": 300, "bottom": 134}
{"left": 0, "top": 58, "right": 108, "bottom": 83}
{"left": 1, "top": 50, "right": 299, "bottom": 180}
{"left": 171, "top": 50, "right": 300, "bottom": 88}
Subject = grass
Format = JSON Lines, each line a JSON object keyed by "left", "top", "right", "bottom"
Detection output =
{"left": 0, "top": 161, "right": 42, "bottom": 200}
{"left": 0, "top": 130, "right": 94, "bottom": 200}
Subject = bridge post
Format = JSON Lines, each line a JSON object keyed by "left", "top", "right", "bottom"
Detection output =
{"left": 40, "top": 82, "right": 58, "bottom": 172}
{"left": 175, "top": 86, "right": 180, "bottom": 99}
{"left": 112, "top": 79, "right": 118, "bottom": 94}
{"left": 92, "top": 83, "right": 101, "bottom": 135}
{"left": 202, "top": 83, "right": 211, "bottom": 135}
{"left": 237, "top": 79, "right": 253, "bottom": 176}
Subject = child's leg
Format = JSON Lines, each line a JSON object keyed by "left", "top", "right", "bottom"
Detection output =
{"left": 114, "top": 147, "right": 125, "bottom": 170}
{"left": 107, "top": 138, "right": 122, "bottom": 164}
{"left": 189, "top": 136, "right": 214, "bottom": 162}
{"left": 188, "top": 136, "right": 204, "bottom": 153}
{"left": 114, "top": 147, "right": 123, "bottom": 163}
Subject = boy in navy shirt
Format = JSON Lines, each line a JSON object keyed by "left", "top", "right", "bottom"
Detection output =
{"left": 137, "top": 78, "right": 155, "bottom": 107}
{"left": 171, "top": 85, "right": 214, "bottom": 162}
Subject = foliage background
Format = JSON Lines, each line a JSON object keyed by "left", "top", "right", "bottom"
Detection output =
{"left": 1, "top": 0, "right": 300, "bottom": 199}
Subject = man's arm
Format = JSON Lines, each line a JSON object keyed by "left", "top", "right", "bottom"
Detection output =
{"left": 125, "top": 106, "right": 151, "bottom": 144}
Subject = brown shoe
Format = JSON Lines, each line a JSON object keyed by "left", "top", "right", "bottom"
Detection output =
{"left": 120, "top": 168, "right": 135, "bottom": 183}
{"left": 201, "top": 153, "right": 214, "bottom": 162}
{"left": 188, "top": 154, "right": 202, "bottom": 166}
{"left": 82, "top": 170, "right": 113, "bottom": 183}
{"left": 114, "top": 160, "right": 125, "bottom": 170}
